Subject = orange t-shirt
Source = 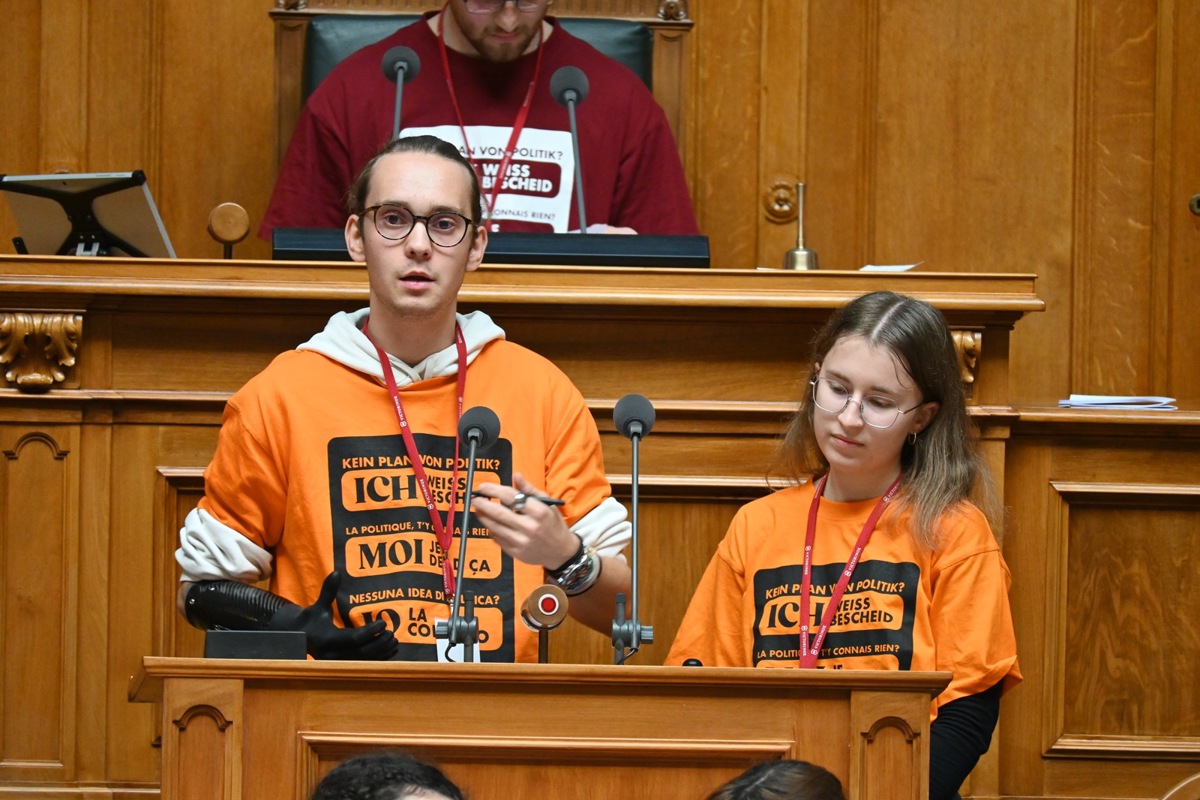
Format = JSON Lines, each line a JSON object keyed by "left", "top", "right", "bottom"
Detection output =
{"left": 666, "top": 482, "right": 1021, "bottom": 714}
{"left": 198, "top": 338, "right": 615, "bottom": 663}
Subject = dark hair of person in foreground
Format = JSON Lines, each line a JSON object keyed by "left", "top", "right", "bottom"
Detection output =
{"left": 705, "top": 759, "right": 846, "bottom": 800}
{"left": 310, "top": 751, "right": 465, "bottom": 800}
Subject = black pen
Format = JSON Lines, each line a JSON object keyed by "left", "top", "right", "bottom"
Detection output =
{"left": 470, "top": 490, "right": 565, "bottom": 507}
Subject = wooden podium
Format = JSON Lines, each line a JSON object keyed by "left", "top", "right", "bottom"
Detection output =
{"left": 130, "top": 657, "right": 949, "bottom": 800}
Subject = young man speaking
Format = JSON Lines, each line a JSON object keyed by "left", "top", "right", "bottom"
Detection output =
{"left": 181, "top": 135, "right": 631, "bottom": 662}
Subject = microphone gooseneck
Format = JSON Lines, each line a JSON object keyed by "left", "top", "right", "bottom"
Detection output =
{"left": 611, "top": 393, "right": 655, "bottom": 664}
{"left": 549, "top": 66, "right": 590, "bottom": 233}
{"left": 434, "top": 405, "right": 500, "bottom": 661}
{"left": 381, "top": 46, "right": 421, "bottom": 140}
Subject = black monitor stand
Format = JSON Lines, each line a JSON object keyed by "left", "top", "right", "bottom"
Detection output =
{"left": 1, "top": 170, "right": 173, "bottom": 258}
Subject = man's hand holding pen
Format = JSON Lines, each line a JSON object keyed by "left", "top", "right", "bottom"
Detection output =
{"left": 467, "top": 473, "right": 579, "bottom": 571}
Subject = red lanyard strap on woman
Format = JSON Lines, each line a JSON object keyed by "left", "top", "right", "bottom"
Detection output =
{"left": 438, "top": 6, "right": 545, "bottom": 223}
{"left": 365, "top": 319, "right": 468, "bottom": 596}
{"left": 798, "top": 473, "right": 903, "bottom": 669}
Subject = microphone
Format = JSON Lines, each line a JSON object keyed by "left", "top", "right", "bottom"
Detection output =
{"left": 521, "top": 583, "right": 569, "bottom": 632}
{"left": 614, "top": 392, "right": 655, "bottom": 439}
{"left": 521, "top": 582, "right": 569, "bottom": 664}
{"left": 381, "top": 46, "right": 421, "bottom": 140}
{"left": 549, "top": 66, "right": 590, "bottom": 233}
{"left": 460, "top": 405, "right": 500, "bottom": 447}
{"left": 434, "top": 406, "right": 500, "bottom": 662}
{"left": 611, "top": 393, "right": 655, "bottom": 664}
{"left": 550, "top": 65, "right": 589, "bottom": 106}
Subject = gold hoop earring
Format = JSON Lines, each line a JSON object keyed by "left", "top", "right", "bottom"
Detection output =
{"left": 908, "top": 432, "right": 918, "bottom": 446}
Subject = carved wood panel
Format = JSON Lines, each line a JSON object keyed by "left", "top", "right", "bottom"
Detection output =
{"left": 1051, "top": 482, "right": 1200, "bottom": 756}
{"left": 0, "top": 426, "right": 79, "bottom": 784}
{"left": 1004, "top": 416, "right": 1200, "bottom": 800}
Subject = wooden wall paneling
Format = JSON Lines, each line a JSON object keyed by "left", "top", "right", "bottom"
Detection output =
{"left": 157, "top": 2, "right": 276, "bottom": 261}
{"left": 106, "top": 422, "right": 172, "bottom": 783}
{"left": 155, "top": 467, "right": 211, "bottom": 662}
{"left": 283, "top": 0, "right": 667, "bottom": 10}
{"left": 803, "top": 2, "right": 872, "bottom": 273}
{"left": 107, "top": 411, "right": 236, "bottom": 789}
{"left": 1071, "top": 0, "right": 1159, "bottom": 396}
{"left": 1000, "top": 433, "right": 1053, "bottom": 798}
{"left": 0, "top": 424, "right": 80, "bottom": 785}
{"left": 750, "top": 0, "right": 1087, "bottom": 408}
{"left": 864, "top": 2, "right": 1076, "bottom": 407}
{"left": 0, "top": 2, "right": 45, "bottom": 244}
{"left": 868, "top": 1, "right": 1077, "bottom": 275}
{"left": 76, "top": 405, "right": 114, "bottom": 786}
{"left": 273, "top": 13, "right": 309, "bottom": 170}
{"left": 482, "top": 306, "right": 814, "bottom": 404}
{"left": 1051, "top": 483, "right": 1200, "bottom": 752}
{"left": 38, "top": 0, "right": 88, "bottom": 173}
{"left": 87, "top": 1, "right": 156, "bottom": 179}
{"left": 1163, "top": 773, "right": 1200, "bottom": 800}
{"left": 1163, "top": 0, "right": 1200, "bottom": 403}
{"left": 756, "top": 0, "right": 806, "bottom": 271}
{"left": 653, "top": 23, "right": 693, "bottom": 188}
{"left": 104, "top": 301, "right": 353, "bottom": 393}
{"left": 0, "top": 1, "right": 86, "bottom": 253}
{"left": 975, "top": 415, "right": 1015, "bottom": 526}
{"left": 1048, "top": 762, "right": 1200, "bottom": 800}
{"left": 691, "top": 0, "right": 761, "bottom": 269}
{"left": 6, "top": 0, "right": 1194, "bottom": 410}
{"left": 1003, "top": 412, "right": 1200, "bottom": 800}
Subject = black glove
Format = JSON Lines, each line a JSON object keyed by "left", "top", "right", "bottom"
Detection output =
{"left": 268, "top": 571, "right": 399, "bottom": 661}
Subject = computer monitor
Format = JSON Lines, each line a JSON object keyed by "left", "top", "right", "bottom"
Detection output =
{"left": 271, "top": 227, "right": 710, "bottom": 269}
{"left": 1, "top": 170, "right": 176, "bottom": 258}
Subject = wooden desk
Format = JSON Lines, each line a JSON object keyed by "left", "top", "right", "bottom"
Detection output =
{"left": 130, "top": 657, "right": 950, "bottom": 800}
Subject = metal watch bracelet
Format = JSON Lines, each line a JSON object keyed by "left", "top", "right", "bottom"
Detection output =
{"left": 548, "top": 534, "right": 602, "bottom": 596}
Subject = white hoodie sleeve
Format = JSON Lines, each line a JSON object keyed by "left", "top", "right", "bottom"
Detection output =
{"left": 571, "top": 496, "right": 632, "bottom": 562}
{"left": 176, "top": 507, "right": 274, "bottom": 583}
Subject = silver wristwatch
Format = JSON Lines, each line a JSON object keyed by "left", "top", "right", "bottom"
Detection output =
{"left": 547, "top": 534, "right": 602, "bottom": 596}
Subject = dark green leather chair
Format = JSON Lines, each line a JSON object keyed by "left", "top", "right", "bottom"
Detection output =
{"left": 302, "top": 14, "right": 654, "bottom": 102}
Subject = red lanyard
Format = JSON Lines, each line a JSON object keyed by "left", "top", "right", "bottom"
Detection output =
{"left": 798, "top": 473, "right": 903, "bottom": 668}
{"left": 364, "top": 318, "right": 468, "bottom": 596}
{"left": 437, "top": 5, "right": 544, "bottom": 223}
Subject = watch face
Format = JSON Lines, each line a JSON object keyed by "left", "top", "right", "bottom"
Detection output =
{"left": 557, "top": 551, "right": 600, "bottom": 596}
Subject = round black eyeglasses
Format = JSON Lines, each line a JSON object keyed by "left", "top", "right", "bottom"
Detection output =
{"left": 364, "top": 204, "right": 474, "bottom": 248}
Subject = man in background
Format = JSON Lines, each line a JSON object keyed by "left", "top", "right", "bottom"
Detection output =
{"left": 261, "top": 0, "right": 698, "bottom": 237}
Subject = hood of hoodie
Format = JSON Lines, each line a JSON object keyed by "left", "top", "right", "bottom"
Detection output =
{"left": 297, "top": 307, "right": 506, "bottom": 387}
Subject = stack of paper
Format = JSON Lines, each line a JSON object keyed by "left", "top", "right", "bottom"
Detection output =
{"left": 1058, "top": 394, "right": 1177, "bottom": 410}
{"left": 859, "top": 262, "right": 924, "bottom": 272}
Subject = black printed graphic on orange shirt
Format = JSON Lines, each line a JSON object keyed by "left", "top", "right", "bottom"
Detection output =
{"left": 752, "top": 560, "right": 919, "bottom": 668}
{"left": 327, "top": 432, "right": 515, "bottom": 662}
